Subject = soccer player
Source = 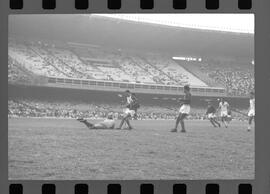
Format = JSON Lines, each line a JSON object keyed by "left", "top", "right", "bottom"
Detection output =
{"left": 217, "top": 98, "right": 230, "bottom": 128}
{"left": 117, "top": 90, "right": 137, "bottom": 130}
{"left": 247, "top": 91, "right": 255, "bottom": 132}
{"left": 77, "top": 113, "right": 115, "bottom": 129}
{"left": 171, "top": 85, "right": 191, "bottom": 133}
{"left": 205, "top": 101, "right": 221, "bottom": 128}
{"left": 131, "top": 93, "right": 140, "bottom": 120}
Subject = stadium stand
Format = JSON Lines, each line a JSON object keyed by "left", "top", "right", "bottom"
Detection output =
{"left": 179, "top": 60, "right": 254, "bottom": 96}
{"left": 8, "top": 99, "right": 170, "bottom": 119}
{"left": 8, "top": 38, "right": 254, "bottom": 97}
{"left": 117, "top": 54, "right": 156, "bottom": 83}
{"left": 8, "top": 99, "right": 247, "bottom": 121}
{"left": 176, "top": 60, "right": 223, "bottom": 87}
{"left": 8, "top": 56, "right": 33, "bottom": 83}
{"left": 145, "top": 54, "right": 208, "bottom": 86}
{"left": 9, "top": 41, "right": 66, "bottom": 77}
{"left": 70, "top": 46, "right": 134, "bottom": 81}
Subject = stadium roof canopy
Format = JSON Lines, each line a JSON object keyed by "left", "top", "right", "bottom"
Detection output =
{"left": 9, "top": 14, "right": 254, "bottom": 61}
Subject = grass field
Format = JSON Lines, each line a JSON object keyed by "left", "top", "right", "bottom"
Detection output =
{"left": 8, "top": 117, "right": 254, "bottom": 180}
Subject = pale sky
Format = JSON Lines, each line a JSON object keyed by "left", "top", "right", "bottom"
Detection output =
{"left": 93, "top": 14, "right": 254, "bottom": 34}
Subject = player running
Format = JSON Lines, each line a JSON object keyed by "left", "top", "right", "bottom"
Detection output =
{"left": 171, "top": 85, "right": 191, "bottom": 133}
{"left": 247, "top": 91, "right": 255, "bottom": 132}
{"left": 117, "top": 90, "right": 139, "bottom": 130}
{"left": 77, "top": 113, "right": 115, "bottom": 130}
{"left": 205, "top": 101, "right": 221, "bottom": 128}
{"left": 217, "top": 98, "right": 230, "bottom": 128}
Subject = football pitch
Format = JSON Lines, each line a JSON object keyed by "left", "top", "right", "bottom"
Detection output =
{"left": 9, "top": 118, "right": 254, "bottom": 180}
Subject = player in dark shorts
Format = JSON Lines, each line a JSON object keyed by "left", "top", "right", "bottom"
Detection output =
{"left": 205, "top": 101, "right": 221, "bottom": 128}
{"left": 117, "top": 90, "right": 138, "bottom": 130}
{"left": 171, "top": 85, "right": 191, "bottom": 133}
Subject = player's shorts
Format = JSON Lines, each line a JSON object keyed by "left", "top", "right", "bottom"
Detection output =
{"left": 248, "top": 109, "right": 255, "bottom": 117}
{"left": 179, "top": 104, "right": 190, "bottom": 115}
{"left": 220, "top": 111, "right": 228, "bottom": 117}
{"left": 123, "top": 108, "right": 135, "bottom": 117}
{"left": 208, "top": 113, "right": 216, "bottom": 119}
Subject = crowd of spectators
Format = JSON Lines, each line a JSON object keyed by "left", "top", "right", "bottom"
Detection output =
{"left": 8, "top": 39, "right": 254, "bottom": 97}
{"left": 146, "top": 54, "right": 208, "bottom": 86}
{"left": 179, "top": 59, "right": 254, "bottom": 97}
{"left": 8, "top": 56, "right": 32, "bottom": 83}
{"left": 201, "top": 62, "right": 254, "bottom": 96}
{"left": 8, "top": 99, "right": 247, "bottom": 121}
{"left": 9, "top": 41, "right": 66, "bottom": 77}
{"left": 9, "top": 39, "right": 208, "bottom": 86}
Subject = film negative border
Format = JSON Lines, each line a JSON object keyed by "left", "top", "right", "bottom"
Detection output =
{"left": 9, "top": 0, "right": 253, "bottom": 10}
{"left": 1, "top": 0, "right": 270, "bottom": 194}
{"left": 9, "top": 183, "right": 253, "bottom": 194}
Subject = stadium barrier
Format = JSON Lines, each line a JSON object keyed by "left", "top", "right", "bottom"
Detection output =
{"left": 45, "top": 76, "right": 226, "bottom": 97}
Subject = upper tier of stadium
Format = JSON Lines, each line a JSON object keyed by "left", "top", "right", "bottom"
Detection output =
{"left": 9, "top": 14, "right": 254, "bottom": 60}
{"left": 8, "top": 15, "right": 254, "bottom": 97}
{"left": 9, "top": 39, "right": 208, "bottom": 86}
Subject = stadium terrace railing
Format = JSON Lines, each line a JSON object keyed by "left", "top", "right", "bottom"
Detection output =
{"left": 45, "top": 76, "right": 226, "bottom": 97}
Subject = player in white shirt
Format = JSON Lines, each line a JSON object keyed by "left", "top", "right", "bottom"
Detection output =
{"left": 247, "top": 91, "right": 255, "bottom": 132}
{"left": 217, "top": 98, "right": 230, "bottom": 128}
{"left": 77, "top": 113, "right": 115, "bottom": 129}
{"left": 171, "top": 85, "right": 191, "bottom": 133}
{"left": 205, "top": 101, "right": 221, "bottom": 128}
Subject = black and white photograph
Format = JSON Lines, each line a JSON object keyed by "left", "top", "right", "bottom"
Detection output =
{"left": 8, "top": 14, "right": 254, "bottom": 180}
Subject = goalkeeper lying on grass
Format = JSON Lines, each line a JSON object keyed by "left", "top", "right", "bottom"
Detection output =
{"left": 77, "top": 113, "right": 115, "bottom": 129}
